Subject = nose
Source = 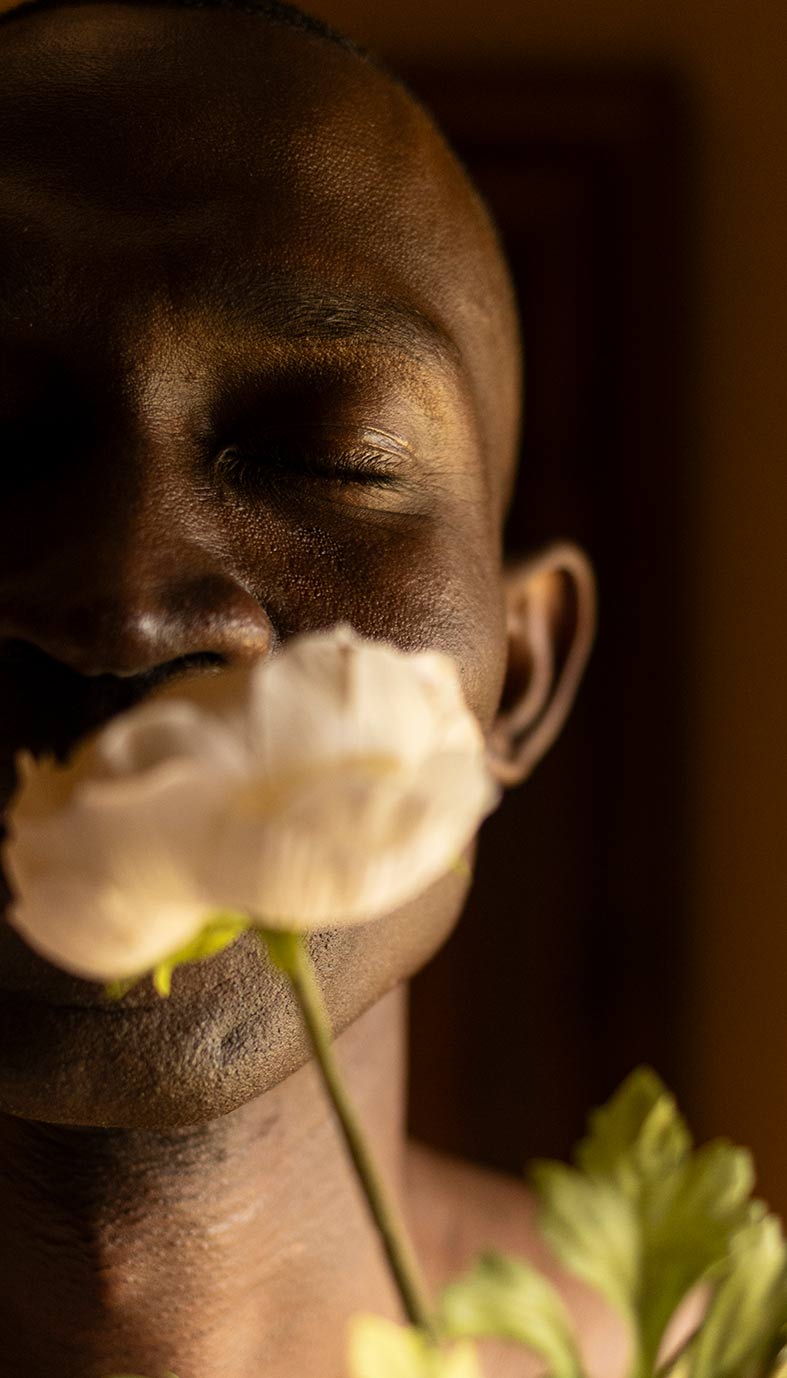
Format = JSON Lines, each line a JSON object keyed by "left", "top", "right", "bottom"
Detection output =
{"left": 0, "top": 567, "right": 275, "bottom": 680}
{"left": 0, "top": 489, "right": 276, "bottom": 681}
{"left": 0, "top": 351, "right": 280, "bottom": 682}
{"left": 0, "top": 518, "right": 277, "bottom": 762}
{"left": 0, "top": 340, "right": 279, "bottom": 700}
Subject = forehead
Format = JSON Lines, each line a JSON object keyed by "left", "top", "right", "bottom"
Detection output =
{"left": 0, "top": 9, "right": 473, "bottom": 362}
{"left": 0, "top": 5, "right": 521, "bottom": 522}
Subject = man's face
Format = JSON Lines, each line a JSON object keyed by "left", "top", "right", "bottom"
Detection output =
{"left": 0, "top": 4, "right": 520, "bottom": 1127}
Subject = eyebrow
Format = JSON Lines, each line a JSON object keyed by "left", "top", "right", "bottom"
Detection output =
{"left": 201, "top": 277, "right": 463, "bottom": 372}
{"left": 0, "top": 244, "right": 463, "bottom": 380}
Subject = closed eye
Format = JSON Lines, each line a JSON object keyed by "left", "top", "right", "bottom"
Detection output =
{"left": 215, "top": 443, "right": 405, "bottom": 493}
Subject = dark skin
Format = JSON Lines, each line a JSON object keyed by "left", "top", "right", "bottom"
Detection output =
{"left": 0, "top": 2, "right": 522, "bottom": 1129}
{"left": 0, "top": 7, "right": 618, "bottom": 1374}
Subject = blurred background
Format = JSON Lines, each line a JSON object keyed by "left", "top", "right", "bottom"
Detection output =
{"left": 3, "top": 0, "right": 786, "bottom": 1211}
{"left": 301, "top": 0, "right": 787, "bottom": 1211}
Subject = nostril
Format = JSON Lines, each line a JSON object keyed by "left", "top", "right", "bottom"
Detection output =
{"left": 0, "top": 571, "right": 277, "bottom": 758}
{"left": 0, "top": 643, "right": 237, "bottom": 769}
{"left": 178, "top": 579, "right": 277, "bottom": 669}
{"left": 133, "top": 651, "right": 227, "bottom": 693}
{"left": 0, "top": 572, "right": 276, "bottom": 680}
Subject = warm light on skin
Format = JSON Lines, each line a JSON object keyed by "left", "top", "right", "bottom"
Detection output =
{"left": 0, "top": 0, "right": 593, "bottom": 1135}
{"left": 0, "top": 0, "right": 527, "bottom": 1129}
{"left": 0, "top": 9, "right": 611, "bottom": 1378}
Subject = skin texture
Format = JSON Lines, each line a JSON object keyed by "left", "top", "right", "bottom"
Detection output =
{"left": 0, "top": 8, "right": 611, "bottom": 1374}
{"left": 0, "top": 2, "right": 522, "bottom": 1128}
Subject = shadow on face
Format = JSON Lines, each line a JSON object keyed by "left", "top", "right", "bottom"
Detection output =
{"left": 0, "top": 1, "right": 521, "bottom": 1127}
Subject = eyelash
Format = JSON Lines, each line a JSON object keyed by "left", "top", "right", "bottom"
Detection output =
{"left": 217, "top": 444, "right": 402, "bottom": 494}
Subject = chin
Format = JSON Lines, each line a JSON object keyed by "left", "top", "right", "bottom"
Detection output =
{"left": 0, "top": 863, "right": 472, "bottom": 1129}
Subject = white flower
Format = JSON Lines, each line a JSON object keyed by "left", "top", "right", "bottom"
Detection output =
{"left": 3, "top": 625, "right": 499, "bottom": 983}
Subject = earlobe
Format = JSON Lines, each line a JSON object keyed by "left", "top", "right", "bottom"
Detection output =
{"left": 486, "top": 542, "right": 597, "bottom": 787}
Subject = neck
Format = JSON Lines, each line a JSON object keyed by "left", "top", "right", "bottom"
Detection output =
{"left": 0, "top": 987, "right": 407, "bottom": 1378}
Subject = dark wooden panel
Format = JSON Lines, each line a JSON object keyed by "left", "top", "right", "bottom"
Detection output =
{"left": 406, "top": 68, "right": 696, "bottom": 1170}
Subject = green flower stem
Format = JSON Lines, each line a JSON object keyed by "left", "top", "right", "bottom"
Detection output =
{"left": 262, "top": 929, "right": 437, "bottom": 1341}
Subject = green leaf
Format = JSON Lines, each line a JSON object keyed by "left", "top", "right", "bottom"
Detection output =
{"left": 531, "top": 1160, "right": 640, "bottom": 1326}
{"left": 439, "top": 1251, "right": 585, "bottom": 1378}
{"left": 104, "top": 913, "right": 249, "bottom": 1002}
{"left": 634, "top": 1140, "right": 755, "bottom": 1371}
{"left": 104, "top": 976, "right": 139, "bottom": 1002}
{"left": 347, "top": 1315, "right": 483, "bottom": 1378}
{"left": 260, "top": 928, "right": 302, "bottom": 976}
{"left": 150, "top": 913, "right": 250, "bottom": 997}
{"left": 689, "top": 1213, "right": 787, "bottom": 1378}
{"left": 657, "top": 1347, "right": 696, "bottom": 1378}
{"left": 533, "top": 1068, "right": 757, "bottom": 1376}
{"left": 575, "top": 1068, "right": 691, "bottom": 1194}
{"left": 449, "top": 855, "right": 472, "bottom": 881}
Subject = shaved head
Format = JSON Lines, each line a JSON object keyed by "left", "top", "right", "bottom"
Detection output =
{"left": 0, "top": 0, "right": 522, "bottom": 518}
{"left": 0, "top": 0, "right": 523, "bottom": 1125}
{"left": 1, "top": 0, "right": 364, "bottom": 50}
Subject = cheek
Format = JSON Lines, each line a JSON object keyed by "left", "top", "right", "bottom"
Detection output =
{"left": 356, "top": 524, "right": 509, "bottom": 737}
{"left": 230, "top": 499, "right": 508, "bottom": 730}
{"left": 400, "top": 834, "right": 479, "bottom": 966}
{"left": 329, "top": 836, "right": 478, "bottom": 1027}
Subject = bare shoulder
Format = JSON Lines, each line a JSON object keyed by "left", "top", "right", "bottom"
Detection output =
{"left": 405, "top": 1141, "right": 628, "bottom": 1378}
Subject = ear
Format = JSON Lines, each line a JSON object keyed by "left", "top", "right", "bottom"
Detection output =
{"left": 486, "top": 542, "right": 597, "bottom": 787}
